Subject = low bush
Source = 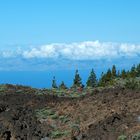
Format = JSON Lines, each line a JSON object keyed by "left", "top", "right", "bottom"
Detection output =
{"left": 35, "top": 108, "right": 55, "bottom": 119}
{"left": 50, "top": 130, "right": 70, "bottom": 138}
{"left": 132, "top": 133, "right": 140, "bottom": 140}
{"left": 117, "top": 135, "right": 127, "bottom": 140}
{"left": 59, "top": 115, "right": 70, "bottom": 123}
{"left": 125, "top": 79, "right": 139, "bottom": 89}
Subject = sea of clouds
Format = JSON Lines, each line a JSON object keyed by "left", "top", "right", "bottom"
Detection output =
{"left": 1, "top": 40, "right": 140, "bottom": 60}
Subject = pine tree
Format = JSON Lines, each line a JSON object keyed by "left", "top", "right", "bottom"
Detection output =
{"left": 106, "top": 69, "right": 112, "bottom": 81}
{"left": 130, "top": 65, "right": 136, "bottom": 78}
{"left": 136, "top": 64, "right": 140, "bottom": 77}
{"left": 112, "top": 65, "right": 117, "bottom": 78}
{"left": 98, "top": 72, "right": 106, "bottom": 87}
{"left": 52, "top": 76, "right": 57, "bottom": 88}
{"left": 126, "top": 70, "right": 131, "bottom": 78}
{"left": 73, "top": 70, "right": 82, "bottom": 87}
{"left": 121, "top": 69, "right": 127, "bottom": 79}
{"left": 86, "top": 69, "right": 97, "bottom": 87}
{"left": 59, "top": 81, "right": 67, "bottom": 89}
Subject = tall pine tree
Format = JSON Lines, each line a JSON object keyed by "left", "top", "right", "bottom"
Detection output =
{"left": 106, "top": 69, "right": 112, "bottom": 81}
{"left": 98, "top": 72, "right": 106, "bottom": 87}
{"left": 86, "top": 69, "right": 97, "bottom": 87}
{"left": 52, "top": 76, "right": 57, "bottom": 88}
{"left": 73, "top": 70, "right": 82, "bottom": 87}
{"left": 136, "top": 64, "right": 140, "bottom": 77}
{"left": 112, "top": 65, "right": 117, "bottom": 78}
{"left": 121, "top": 69, "right": 127, "bottom": 79}
{"left": 130, "top": 65, "right": 136, "bottom": 78}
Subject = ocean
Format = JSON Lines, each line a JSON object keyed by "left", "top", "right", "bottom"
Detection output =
{"left": 0, "top": 70, "right": 103, "bottom": 88}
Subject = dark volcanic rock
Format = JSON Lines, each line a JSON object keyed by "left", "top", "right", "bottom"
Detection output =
{"left": 0, "top": 85, "right": 140, "bottom": 140}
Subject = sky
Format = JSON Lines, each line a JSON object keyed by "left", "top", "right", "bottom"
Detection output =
{"left": 0, "top": 0, "right": 140, "bottom": 45}
{"left": 0, "top": 0, "right": 140, "bottom": 71}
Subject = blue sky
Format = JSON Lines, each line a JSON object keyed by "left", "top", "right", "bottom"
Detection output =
{"left": 0, "top": 0, "right": 140, "bottom": 45}
{"left": 0, "top": 0, "right": 140, "bottom": 71}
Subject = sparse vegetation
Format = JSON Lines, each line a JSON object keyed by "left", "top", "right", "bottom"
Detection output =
{"left": 35, "top": 108, "right": 56, "bottom": 119}
{"left": 59, "top": 115, "right": 70, "bottom": 123}
{"left": 50, "top": 130, "right": 70, "bottom": 138}
{"left": 52, "top": 76, "right": 58, "bottom": 89}
{"left": 132, "top": 133, "right": 140, "bottom": 140}
{"left": 125, "top": 78, "right": 139, "bottom": 89}
{"left": 1, "top": 63, "right": 140, "bottom": 139}
{"left": 117, "top": 135, "right": 127, "bottom": 140}
{"left": 0, "top": 83, "right": 140, "bottom": 139}
{"left": 59, "top": 81, "right": 67, "bottom": 89}
{"left": 0, "top": 85, "right": 7, "bottom": 92}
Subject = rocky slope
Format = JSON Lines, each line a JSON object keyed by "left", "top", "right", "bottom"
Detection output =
{"left": 0, "top": 84, "right": 140, "bottom": 140}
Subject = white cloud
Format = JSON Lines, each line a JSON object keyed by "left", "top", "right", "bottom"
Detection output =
{"left": 1, "top": 41, "right": 140, "bottom": 60}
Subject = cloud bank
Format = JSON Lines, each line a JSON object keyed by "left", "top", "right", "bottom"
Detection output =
{"left": 1, "top": 40, "right": 140, "bottom": 60}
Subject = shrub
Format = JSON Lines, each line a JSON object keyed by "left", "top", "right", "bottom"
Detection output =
{"left": 59, "top": 81, "right": 67, "bottom": 89}
{"left": 35, "top": 108, "right": 55, "bottom": 119}
{"left": 70, "top": 123, "right": 80, "bottom": 131}
{"left": 50, "top": 114, "right": 58, "bottom": 119}
{"left": 0, "top": 85, "right": 7, "bottom": 92}
{"left": 132, "top": 133, "right": 140, "bottom": 140}
{"left": 59, "top": 115, "right": 70, "bottom": 123}
{"left": 50, "top": 130, "right": 70, "bottom": 138}
{"left": 117, "top": 135, "right": 127, "bottom": 140}
{"left": 125, "top": 79, "right": 138, "bottom": 89}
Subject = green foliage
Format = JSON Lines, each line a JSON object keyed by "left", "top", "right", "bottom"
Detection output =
{"left": 86, "top": 69, "right": 97, "bottom": 88}
{"left": 106, "top": 68, "right": 112, "bottom": 81}
{"left": 132, "top": 133, "right": 140, "bottom": 140}
{"left": 70, "top": 123, "right": 80, "bottom": 131}
{"left": 69, "top": 93, "right": 81, "bottom": 98}
{"left": 59, "top": 81, "right": 67, "bottom": 89}
{"left": 125, "top": 79, "right": 139, "bottom": 89}
{"left": 98, "top": 65, "right": 118, "bottom": 87}
{"left": 50, "top": 130, "right": 70, "bottom": 138}
{"left": 136, "top": 64, "right": 140, "bottom": 77}
{"left": 121, "top": 69, "right": 127, "bottom": 79}
{"left": 0, "top": 85, "right": 7, "bottom": 92}
{"left": 130, "top": 65, "right": 137, "bottom": 78}
{"left": 97, "top": 63, "right": 140, "bottom": 88}
{"left": 35, "top": 108, "right": 56, "bottom": 119}
{"left": 112, "top": 65, "right": 117, "bottom": 78}
{"left": 98, "top": 69, "right": 114, "bottom": 87}
{"left": 117, "top": 135, "right": 127, "bottom": 140}
{"left": 52, "top": 76, "right": 58, "bottom": 89}
{"left": 59, "top": 115, "right": 70, "bottom": 123}
{"left": 121, "top": 64, "right": 140, "bottom": 79}
{"left": 50, "top": 114, "right": 58, "bottom": 119}
{"left": 73, "top": 70, "right": 82, "bottom": 87}
{"left": 98, "top": 72, "right": 106, "bottom": 87}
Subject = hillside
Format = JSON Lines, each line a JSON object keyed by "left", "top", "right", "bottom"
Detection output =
{"left": 0, "top": 84, "right": 140, "bottom": 140}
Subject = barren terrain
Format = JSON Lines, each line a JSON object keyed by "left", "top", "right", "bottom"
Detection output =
{"left": 0, "top": 84, "right": 140, "bottom": 140}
